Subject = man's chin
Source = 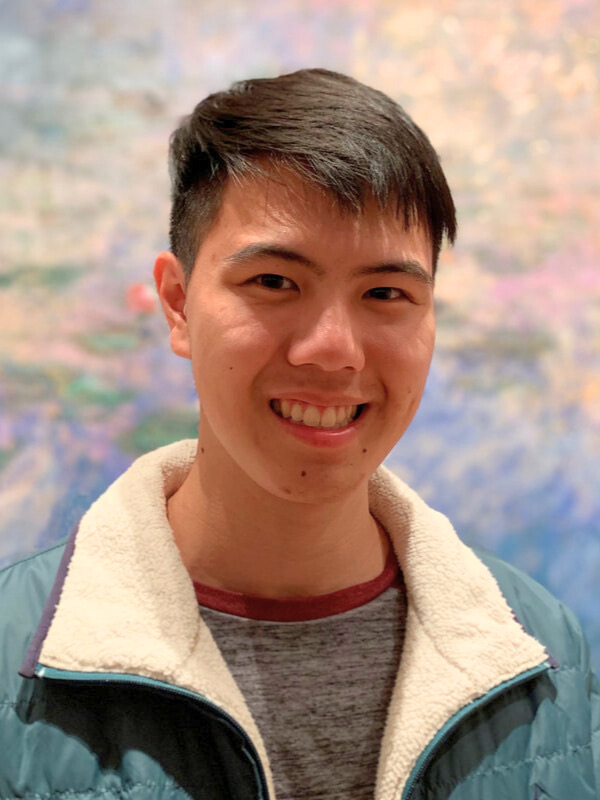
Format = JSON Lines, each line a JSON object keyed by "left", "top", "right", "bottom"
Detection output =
{"left": 265, "top": 466, "right": 372, "bottom": 506}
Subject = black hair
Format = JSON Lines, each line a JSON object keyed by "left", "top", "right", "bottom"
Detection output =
{"left": 169, "top": 68, "right": 456, "bottom": 277}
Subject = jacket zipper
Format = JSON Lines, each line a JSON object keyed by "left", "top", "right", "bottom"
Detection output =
{"left": 401, "top": 660, "right": 552, "bottom": 800}
{"left": 35, "top": 664, "right": 270, "bottom": 800}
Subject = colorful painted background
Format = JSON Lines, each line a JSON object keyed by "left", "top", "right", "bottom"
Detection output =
{"left": 1, "top": 0, "right": 599, "bottom": 669}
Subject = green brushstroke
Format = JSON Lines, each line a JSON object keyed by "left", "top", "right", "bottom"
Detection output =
{"left": 2, "top": 362, "right": 77, "bottom": 403}
{"left": 77, "top": 330, "right": 140, "bottom": 354}
{"left": 447, "top": 328, "right": 555, "bottom": 361}
{"left": 2, "top": 362, "right": 133, "bottom": 410}
{"left": 0, "top": 446, "right": 18, "bottom": 473}
{"left": 65, "top": 375, "right": 134, "bottom": 407}
{"left": 0, "top": 264, "right": 84, "bottom": 289}
{"left": 119, "top": 410, "right": 198, "bottom": 455}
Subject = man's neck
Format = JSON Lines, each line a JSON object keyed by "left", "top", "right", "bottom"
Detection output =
{"left": 167, "top": 451, "right": 390, "bottom": 599}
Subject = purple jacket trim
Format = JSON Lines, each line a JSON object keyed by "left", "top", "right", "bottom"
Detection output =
{"left": 546, "top": 653, "right": 560, "bottom": 670}
{"left": 19, "top": 525, "right": 79, "bottom": 678}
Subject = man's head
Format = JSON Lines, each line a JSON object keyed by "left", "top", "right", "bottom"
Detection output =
{"left": 168, "top": 68, "right": 456, "bottom": 280}
{"left": 156, "top": 70, "right": 455, "bottom": 502}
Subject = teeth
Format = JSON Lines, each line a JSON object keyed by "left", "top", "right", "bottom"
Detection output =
{"left": 272, "top": 400, "right": 362, "bottom": 429}
{"left": 303, "top": 405, "right": 321, "bottom": 427}
{"left": 321, "top": 407, "right": 337, "bottom": 428}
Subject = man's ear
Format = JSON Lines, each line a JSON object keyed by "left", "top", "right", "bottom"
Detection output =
{"left": 154, "top": 251, "right": 191, "bottom": 360}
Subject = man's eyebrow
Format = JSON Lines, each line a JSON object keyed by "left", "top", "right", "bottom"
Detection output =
{"left": 225, "top": 243, "right": 433, "bottom": 286}
{"left": 224, "top": 243, "right": 326, "bottom": 276}
{"left": 352, "top": 261, "right": 434, "bottom": 286}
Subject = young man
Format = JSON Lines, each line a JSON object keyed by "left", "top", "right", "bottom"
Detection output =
{"left": 1, "top": 69, "right": 598, "bottom": 799}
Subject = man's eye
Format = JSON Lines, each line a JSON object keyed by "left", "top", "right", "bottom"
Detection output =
{"left": 253, "top": 274, "right": 296, "bottom": 290}
{"left": 365, "top": 287, "right": 407, "bottom": 301}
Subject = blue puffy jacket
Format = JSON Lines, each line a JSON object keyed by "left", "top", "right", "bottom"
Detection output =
{"left": 1, "top": 441, "right": 598, "bottom": 799}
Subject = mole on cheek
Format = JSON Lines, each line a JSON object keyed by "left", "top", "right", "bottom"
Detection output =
{"left": 201, "top": 447, "right": 205, "bottom": 454}
{"left": 300, "top": 470, "right": 306, "bottom": 477}
{"left": 362, "top": 448, "right": 367, "bottom": 454}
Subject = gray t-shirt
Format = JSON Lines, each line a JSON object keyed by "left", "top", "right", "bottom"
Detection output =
{"left": 197, "top": 560, "right": 406, "bottom": 800}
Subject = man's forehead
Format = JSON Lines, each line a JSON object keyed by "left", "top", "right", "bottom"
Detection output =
{"left": 195, "top": 173, "right": 434, "bottom": 282}
{"left": 217, "top": 166, "right": 430, "bottom": 243}
{"left": 221, "top": 165, "right": 331, "bottom": 218}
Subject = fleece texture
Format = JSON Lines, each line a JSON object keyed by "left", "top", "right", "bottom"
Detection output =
{"left": 37, "top": 440, "right": 548, "bottom": 800}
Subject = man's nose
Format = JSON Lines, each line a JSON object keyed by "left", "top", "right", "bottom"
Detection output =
{"left": 286, "top": 303, "right": 365, "bottom": 372}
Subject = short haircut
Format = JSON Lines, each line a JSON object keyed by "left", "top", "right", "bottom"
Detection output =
{"left": 169, "top": 68, "right": 456, "bottom": 279}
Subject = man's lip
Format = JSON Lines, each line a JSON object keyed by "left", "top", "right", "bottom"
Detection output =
{"left": 270, "top": 394, "right": 368, "bottom": 408}
{"left": 270, "top": 401, "right": 368, "bottom": 445}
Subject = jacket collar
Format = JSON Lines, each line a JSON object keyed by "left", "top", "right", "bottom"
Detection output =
{"left": 25, "top": 439, "right": 548, "bottom": 800}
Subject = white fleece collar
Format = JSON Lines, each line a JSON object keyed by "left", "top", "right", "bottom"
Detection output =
{"left": 38, "top": 440, "right": 547, "bottom": 800}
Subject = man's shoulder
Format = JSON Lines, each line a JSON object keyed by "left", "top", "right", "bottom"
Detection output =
{"left": 0, "top": 538, "right": 67, "bottom": 602}
{"left": 474, "top": 547, "right": 592, "bottom": 671}
{"left": 0, "top": 540, "right": 67, "bottom": 692}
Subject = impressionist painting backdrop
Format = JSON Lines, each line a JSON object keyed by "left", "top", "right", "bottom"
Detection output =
{"left": 1, "top": 0, "right": 599, "bottom": 668}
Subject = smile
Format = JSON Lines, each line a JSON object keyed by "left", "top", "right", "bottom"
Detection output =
{"left": 270, "top": 399, "right": 365, "bottom": 429}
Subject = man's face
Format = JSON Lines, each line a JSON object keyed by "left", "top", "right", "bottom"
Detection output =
{"left": 170, "top": 168, "right": 435, "bottom": 503}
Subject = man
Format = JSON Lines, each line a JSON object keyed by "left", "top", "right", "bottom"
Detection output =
{"left": 1, "top": 69, "right": 598, "bottom": 799}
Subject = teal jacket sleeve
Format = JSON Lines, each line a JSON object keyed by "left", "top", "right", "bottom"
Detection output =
{"left": 591, "top": 668, "right": 600, "bottom": 791}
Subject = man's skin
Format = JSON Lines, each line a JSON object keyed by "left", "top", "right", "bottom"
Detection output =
{"left": 154, "top": 165, "right": 435, "bottom": 599}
